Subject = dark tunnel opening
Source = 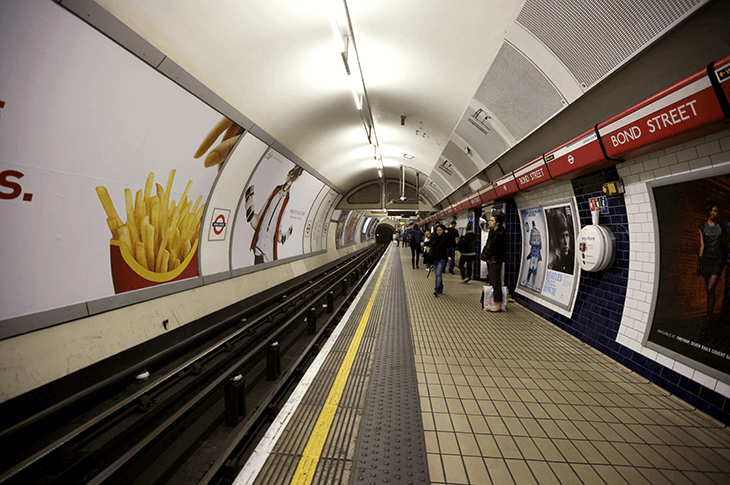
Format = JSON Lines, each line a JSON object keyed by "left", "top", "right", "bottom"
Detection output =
{"left": 374, "top": 224, "right": 394, "bottom": 244}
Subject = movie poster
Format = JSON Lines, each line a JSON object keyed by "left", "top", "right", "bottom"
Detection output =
{"left": 516, "top": 199, "right": 580, "bottom": 315}
{"left": 542, "top": 202, "right": 578, "bottom": 307}
{"left": 647, "top": 172, "right": 730, "bottom": 375}
{"left": 518, "top": 207, "right": 547, "bottom": 293}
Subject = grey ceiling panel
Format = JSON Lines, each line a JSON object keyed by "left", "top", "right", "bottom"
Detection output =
{"left": 516, "top": 0, "right": 706, "bottom": 88}
{"left": 427, "top": 170, "right": 453, "bottom": 199}
{"left": 474, "top": 41, "right": 565, "bottom": 141}
{"left": 441, "top": 141, "right": 479, "bottom": 181}
{"left": 454, "top": 110, "right": 510, "bottom": 168}
{"left": 485, "top": 163, "right": 506, "bottom": 183}
{"left": 347, "top": 182, "right": 381, "bottom": 204}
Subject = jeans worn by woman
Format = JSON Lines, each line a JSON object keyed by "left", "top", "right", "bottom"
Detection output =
{"left": 433, "top": 259, "right": 447, "bottom": 294}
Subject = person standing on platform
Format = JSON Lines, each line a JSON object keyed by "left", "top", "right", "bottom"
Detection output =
{"left": 445, "top": 221, "right": 459, "bottom": 274}
{"left": 422, "top": 230, "right": 432, "bottom": 271}
{"left": 424, "top": 224, "right": 448, "bottom": 296}
{"left": 409, "top": 224, "right": 424, "bottom": 269}
{"left": 457, "top": 223, "right": 477, "bottom": 284}
{"left": 480, "top": 213, "right": 507, "bottom": 312}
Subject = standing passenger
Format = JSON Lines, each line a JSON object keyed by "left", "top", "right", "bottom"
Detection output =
{"left": 424, "top": 224, "right": 448, "bottom": 296}
{"left": 422, "top": 231, "right": 432, "bottom": 271}
{"left": 480, "top": 213, "right": 507, "bottom": 312}
{"left": 409, "top": 224, "right": 424, "bottom": 269}
{"left": 458, "top": 223, "right": 477, "bottom": 284}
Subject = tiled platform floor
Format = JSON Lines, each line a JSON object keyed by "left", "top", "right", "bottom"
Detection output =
{"left": 399, "top": 245, "right": 730, "bottom": 484}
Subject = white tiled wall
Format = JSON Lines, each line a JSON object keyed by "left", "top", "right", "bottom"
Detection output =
{"left": 616, "top": 129, "right": 730, "bottom": 398}
{"left": 514, "top": 180, "right": 574, "bottom": 209}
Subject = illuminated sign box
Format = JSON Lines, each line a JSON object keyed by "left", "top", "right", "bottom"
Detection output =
{"left": 545, "top": 128, "right": 614, "bottom": 180}
{"left": 714, "top": 54, "right": 730, "bottom": 106}
{"left": 514, "top": 156, "right": 552, "bottom": 190}
{"left": 469, "top": 193, "right": 482, "bottom": 208}
{"left": 492, "top": 173, "right": 518, "bottom": 199}
{"left": 598, "top": 66, "right": 728, "bottom": 160}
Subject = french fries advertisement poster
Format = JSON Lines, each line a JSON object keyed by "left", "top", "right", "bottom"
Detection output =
{"left": 0, "top": 0, "right": 233, "bottom": 321}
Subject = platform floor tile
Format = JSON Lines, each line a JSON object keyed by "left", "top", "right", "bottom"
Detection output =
{"left": 398, "top": 246, "right": 730, "bottom": 485}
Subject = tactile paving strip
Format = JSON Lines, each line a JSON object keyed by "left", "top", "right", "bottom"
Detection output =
{"left": 351, "top": 249, "right": 430, "bottom": 485}
{"left": 254, "top": 250, "right": 390, "bottom": 485}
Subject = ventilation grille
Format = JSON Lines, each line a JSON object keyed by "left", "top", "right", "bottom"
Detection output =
{"left": 516, "top": 0, "right": 704, "bottom": 88}
{"left": 474, "top": 42, "right": 565, "bottom": 141}
{"left": 456, "top": 111, "right": 509, "bottom": 167}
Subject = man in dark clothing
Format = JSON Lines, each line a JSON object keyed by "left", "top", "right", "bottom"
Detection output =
{"left": 409, "top": 224, "right": 424, "bottom": 269}
{"left": 445, "top": 221, "right": 459, "bottom": 274}
{"left": 457, "top": 223, "right": 477, "bottom": 283}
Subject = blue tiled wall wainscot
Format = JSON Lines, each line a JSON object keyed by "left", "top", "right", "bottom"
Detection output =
{"left": 511, "top": 167, "right": 730, "bottom": 425}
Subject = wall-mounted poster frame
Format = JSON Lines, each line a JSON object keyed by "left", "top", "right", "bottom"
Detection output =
{"left": 515, "top": 198, "right": 580, "bottom": 317}
{"left": 643, "top": 165, "right": 730, "bottom": 381}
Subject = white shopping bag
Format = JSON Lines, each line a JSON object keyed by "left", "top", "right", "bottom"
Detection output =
{"left": 482, "top": 286, "right": 508, "bottom": 310}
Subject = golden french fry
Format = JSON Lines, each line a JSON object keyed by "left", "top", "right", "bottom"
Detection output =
{"left": 162, "top": 171, "right": 176, "bottom": 234}
{"left": 106, "top": 217, "right": 119, "bottom": 238}
{"left": 194, "top": 117, "right": 233, "bottom": 159}
{"left": 159, "top": 250, "right": 170, "bottom": 273}
{"left": 150, "top": 198, "right": 161, "bottom": 253}
{"left": 190, "top": 195, "right": 202, "bottom": 219}
{"left": 171, "top": 259, "right": 181, "bottom": 270}
{"left": 135, "top": 242, "right": 148, "bottom": 270}
{"left": 118, "top": 225, "right": 133, "bottom": 255}
{"left": 183, "top": 239, "right": 192, "bottom": 259}
{"left": 204, "top": 135, "right": 239, "bottom": 168}
{"left": 143, "top": 172, "right": 155, "bottom": 204}
{"left": 135, "top": 190, "right": 146, "bottom": 233}
{"left": 144, "top": 222, "right": 155, "bottom": 269}
{"left": 96, "top": 186, "right": 124, "bottom": 230}
{"left": 124, "top": 189, "right": 140, "bottom": 248}
{"left": 223, "top": 123, "right": 244, "bottom": 142}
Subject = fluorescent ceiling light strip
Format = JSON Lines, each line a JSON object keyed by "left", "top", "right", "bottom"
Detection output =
{"left": 328, "top": 13, "right": 344, "bottom": 53}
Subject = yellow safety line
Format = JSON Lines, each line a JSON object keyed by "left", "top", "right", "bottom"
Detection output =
{"left": 289, "top": 250, "right": 391, "bottom": 485}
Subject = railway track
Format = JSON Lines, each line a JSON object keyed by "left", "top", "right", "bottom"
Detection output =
{"left": 0, "top": 245, "right": 386, "bottom": 484}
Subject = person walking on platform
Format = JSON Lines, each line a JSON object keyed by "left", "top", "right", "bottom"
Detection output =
{"left": 409, "top": 224, "right": 424, "bottom": 269}
{"left": 457, "top": 223, "right": 477, "bottom": 284}
{"left": 445, "top": 221, "right": 459, "bottom": 274}
{"left": 424, "top": 224, "right": 448, "bottom": 296}
{"left": 480, "top": 213, "right": 507, "bottom": 312}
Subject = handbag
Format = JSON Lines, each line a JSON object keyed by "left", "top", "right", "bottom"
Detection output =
{"left": 454, "top": 250, "right": 461, "bottom": 265}
{"left": 482, "top": 285, "right": 508, "bottom": 310}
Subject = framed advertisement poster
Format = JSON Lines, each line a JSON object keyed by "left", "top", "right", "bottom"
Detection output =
{"left": 645, "top": 169, "right": 730, "bottom": 378}
{"left": 516, "top": 199, "right": 580, "bottom": 316}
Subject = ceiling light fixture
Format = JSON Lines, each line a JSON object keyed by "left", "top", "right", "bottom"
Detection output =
{"left": 328, "top": 0, "right": 382, "bottom": 177}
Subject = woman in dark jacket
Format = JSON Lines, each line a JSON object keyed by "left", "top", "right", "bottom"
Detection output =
{"left": 424, "top": 224, "right": 449, "bottom": 296}
{"left": 480, "top": 213, "right": 507, "bottom": 312}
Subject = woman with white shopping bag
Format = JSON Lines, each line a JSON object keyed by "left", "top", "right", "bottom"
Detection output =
{"left": 480, "top": 213, "right": 507, "bottom": 312}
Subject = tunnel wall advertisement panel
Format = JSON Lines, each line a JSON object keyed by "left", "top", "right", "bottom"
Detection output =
{"left": 231, "top": 150, "right": 325, "bottom": 269}
{"left": 0, "top": 0, "right": 240, "bottom": 322}
{"left": 516, "top": 200, "right": 580, "bottom": 315}
{"left": 647, "top": 173, "right": 730, "bottom": 376}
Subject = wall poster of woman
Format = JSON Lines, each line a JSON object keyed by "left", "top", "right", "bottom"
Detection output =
{"left": 647, "top": 171, "right": 730, "bottom": 376}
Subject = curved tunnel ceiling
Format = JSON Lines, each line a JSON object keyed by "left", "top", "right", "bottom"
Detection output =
{"left": 94, "top": 0, "right": 722, "bottom": 209}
